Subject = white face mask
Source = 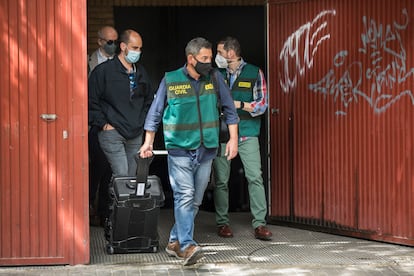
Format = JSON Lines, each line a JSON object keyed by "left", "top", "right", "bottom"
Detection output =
{"left": 215, "top": 54, "right": 228, "bottom": 68}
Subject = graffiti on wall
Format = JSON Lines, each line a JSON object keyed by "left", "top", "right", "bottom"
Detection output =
{"left": 280, "top": 8, "right": 414, "bottom": 115}
{"left": 279, "top": 10, "right": 336, "bottom": 94}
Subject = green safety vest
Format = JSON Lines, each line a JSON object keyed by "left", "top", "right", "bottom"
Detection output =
{"left": 220, "top": 64, "right": 262, "bottom": 137}
{"left": 163, "top": 69, "right": 220, "bottom": 149}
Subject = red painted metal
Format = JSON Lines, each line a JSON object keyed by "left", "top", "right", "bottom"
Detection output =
{"left": 268, "top": 0, "right": 414, "bottom": 245}
{"left": 0, "top": 0, "right": 89, "bottom": 265}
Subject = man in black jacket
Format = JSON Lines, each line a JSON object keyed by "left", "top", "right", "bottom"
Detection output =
{"left": 88, "top": 29, "right": 154, "bottom": 177}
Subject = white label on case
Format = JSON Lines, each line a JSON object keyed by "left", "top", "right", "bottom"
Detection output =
{"left": 136, "top": 182, "right": 146, "bottom": 196}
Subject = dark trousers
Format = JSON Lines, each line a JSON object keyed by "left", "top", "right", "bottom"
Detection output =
{"left": 89, "top": 126, "right": 112, "bottom": 222}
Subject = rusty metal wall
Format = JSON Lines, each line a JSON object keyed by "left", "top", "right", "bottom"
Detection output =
{"left": 0, "top": 0, "right": 89, "bottom": 265}
{"left": 268, "top": 0, "right": 414, "bottom": 245}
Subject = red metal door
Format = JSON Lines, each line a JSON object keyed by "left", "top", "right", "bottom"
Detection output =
{"left": 268, "top": 0, "right": 414, "bottom": 245}
{"left": 0, "top": 0, "right": 89, "bottom": 265}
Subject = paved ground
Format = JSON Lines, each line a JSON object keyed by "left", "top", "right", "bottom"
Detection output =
{"left": 2, "top": 209, "right": 414, "bottom": 275}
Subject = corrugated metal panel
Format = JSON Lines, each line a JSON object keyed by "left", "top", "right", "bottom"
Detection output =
{"left": 0, "top": 0, "right": 89, "bottom": 265}
{"left": 268, "top": 0, "right": 414, "bottom": 245}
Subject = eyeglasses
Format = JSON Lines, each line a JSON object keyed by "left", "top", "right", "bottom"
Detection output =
{"left": 100, "top": 38, "right": 116, "bottom": 45}
{"left": 129, "top": 72, "right": 137, "bottom": 101}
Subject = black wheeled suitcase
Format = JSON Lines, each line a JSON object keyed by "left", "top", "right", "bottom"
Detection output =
{"left": 105, "top": 155, "right": 165, "bottom": 254}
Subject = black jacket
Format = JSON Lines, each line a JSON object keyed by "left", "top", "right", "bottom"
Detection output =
{"left": 88, "top": 56, "right": 154, "bottom": 139}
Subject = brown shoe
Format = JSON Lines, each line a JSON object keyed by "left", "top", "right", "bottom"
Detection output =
{"left": 182, "top": 244, "right": 202, "bottom": 266}
{"left": 254, "top": 226, "right": 272, "bottom": 240}
{"left": 165, "top": 241, "right": 183, "bottom": 259}
{"left": 217, "top": 225, "right": 233, "bottom": 238}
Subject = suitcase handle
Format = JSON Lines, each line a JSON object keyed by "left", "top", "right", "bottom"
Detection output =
{"left": 133, "top": 154, "right": 154, "bottom": 196}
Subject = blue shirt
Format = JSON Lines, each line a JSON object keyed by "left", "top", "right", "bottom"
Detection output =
{"left": 144, "top": 65, "right": 239, "bottom": 163}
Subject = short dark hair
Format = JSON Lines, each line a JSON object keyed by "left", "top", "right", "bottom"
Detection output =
{"left": 119, "top": 29, "right": 135, "bottom": 44}
{"left": 220, "top": 36, "right": 241, "bottom": 57}
{"left": 185, "top": 37, "right": 212, "bottom": 56}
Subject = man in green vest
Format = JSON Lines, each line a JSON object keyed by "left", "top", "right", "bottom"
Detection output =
{"left": 139, "top": 37, "right": 239, "bottom": 265}
{"left": 213, "top": 36, "right": 272, "bottom": 241}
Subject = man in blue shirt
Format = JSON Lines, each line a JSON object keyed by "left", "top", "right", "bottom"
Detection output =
{"left": 139, "top": 37, "right": 239, "bottom": 266}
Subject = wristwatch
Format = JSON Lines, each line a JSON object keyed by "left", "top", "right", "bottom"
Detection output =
{"left": 239, "top": 101, "right": 244, "bottom": 110}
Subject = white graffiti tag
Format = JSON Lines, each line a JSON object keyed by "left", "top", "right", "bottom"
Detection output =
{"left": 308, "top": 8, "right": 414, "bottom": 115}
{"left": 279, "top": 10, "right": 336, "bottom": 93}
{"left": 308, "top": 51, "right": 363, "bottom": 116}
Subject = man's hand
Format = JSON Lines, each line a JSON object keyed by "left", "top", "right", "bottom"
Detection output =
{"left": 224, "top": 124, "right": 238, "bottom": 160}
{"left": 139, "top": 131, "right": 156, "bottom": 158}
{"left": 224, "top": 138, "right": 238, "bottom": 160}
{"left": 103, "top": 123, "right": 114, "bottom": 130}
{"left": 139, "top": 143, "right": 153, "bottom": 158}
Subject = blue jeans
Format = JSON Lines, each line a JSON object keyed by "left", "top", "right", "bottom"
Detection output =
{"left": 167, "top": 154, "right": 213, "bottom": 251}
{"left": 98, "top": 129, "right": 142, "bottom": 177}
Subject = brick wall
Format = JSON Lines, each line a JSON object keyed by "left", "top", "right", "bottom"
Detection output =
{"left": 87, "top": 2, "right": 115, "bottom": 55}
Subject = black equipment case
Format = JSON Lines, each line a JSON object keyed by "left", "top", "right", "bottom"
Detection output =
{"left": 105, "top": 155, "right": 165, "bottom": 254}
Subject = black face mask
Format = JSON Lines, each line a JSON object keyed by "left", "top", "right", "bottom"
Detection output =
{"left": 194, "top": 59, "right": 212, "bottom": 77}
{"left": 103, "top": 42, "right": 117, "bottom": 56}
